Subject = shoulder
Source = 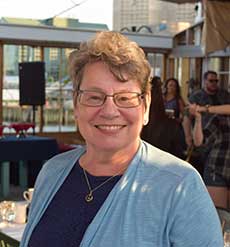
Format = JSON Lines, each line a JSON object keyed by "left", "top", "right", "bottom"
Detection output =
{"left": 140, "top": 141, "right": 198, "bottom": 181}
{"left": 29, "top": 145, "right": 86, "bottom": 215}
{"left": 218, "top": 89, "right": 230, "bottom": 95}
{"left": 36, "top": 145, "right": 86, "bottom": 183}
{"left": 217, "top": 89, "right": 230, "bottom": 102}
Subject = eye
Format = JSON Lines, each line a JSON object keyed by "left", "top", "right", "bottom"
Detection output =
{"left": 86, "top": 93, "right": 104, "bottom": 102}
{"left": 117, "top": 95, "right": 130, "bottom": 102}
{"left": 115, "top": 93, "right": 139, "bottom": 106}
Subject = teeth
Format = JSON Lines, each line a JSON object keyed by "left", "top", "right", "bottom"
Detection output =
{"left": 96, "top": 125, "right": 123, "bottom": 130}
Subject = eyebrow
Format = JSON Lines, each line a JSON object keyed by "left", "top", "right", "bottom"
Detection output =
{"left": 80, "top": 86, "right": 102, "bottom": 91}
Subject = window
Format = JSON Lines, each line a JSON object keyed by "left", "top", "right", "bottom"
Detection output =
{"left": 3, "top": 45, "right": 76, "bottom": 133}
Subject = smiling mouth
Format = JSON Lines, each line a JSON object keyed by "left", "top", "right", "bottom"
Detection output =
{"left": 95, "top": 125, "right": 125, "bottom": 130}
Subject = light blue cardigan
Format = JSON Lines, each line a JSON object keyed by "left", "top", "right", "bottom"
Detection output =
{"left": 20, "top": 141, "right": 223, "bottom": 247}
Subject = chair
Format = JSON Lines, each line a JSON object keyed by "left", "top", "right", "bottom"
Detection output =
{"left": 216, "top": 207, "right": 230, "bottom": 233}
{"left": 0, "top": 231, "right": 20, "bottom": 247}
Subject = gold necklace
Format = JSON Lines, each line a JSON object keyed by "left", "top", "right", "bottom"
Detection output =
{"left": 83, "top": 168, "right": 123, "bottom": 203}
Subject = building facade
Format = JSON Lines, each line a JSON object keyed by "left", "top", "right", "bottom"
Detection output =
{"left": 113, "top": 0, "right": 196, "bottom": 34}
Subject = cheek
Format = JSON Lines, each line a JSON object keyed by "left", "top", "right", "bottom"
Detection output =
{"left": 74, "top": 107, "right": 101, "bottom": 127}
{"left": 127, "top": 108, "right": 145, "bottom": 127}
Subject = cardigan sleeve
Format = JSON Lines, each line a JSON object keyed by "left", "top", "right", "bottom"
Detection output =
{"left": 167, "top": 171, "right": 223, "bottom": 247}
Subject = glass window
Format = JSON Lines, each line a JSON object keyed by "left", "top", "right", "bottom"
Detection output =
{"left": 208, "top": 57, "right": 220, "bottom": 72}
{"left": 147, "top": 53, "right": 163, "bottom": 78}
{"left": 44, "top": 47, "right": 75, "bottom": 132}
{"left": 3, "top": 45, "right": 76, "bottom": 133}
{"left": 3, "top": 45, "right": 42, "bottom": 134}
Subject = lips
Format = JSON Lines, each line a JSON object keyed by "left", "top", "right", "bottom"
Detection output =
{"left": 95, "top": 125, "right": 125, "bottom": 130}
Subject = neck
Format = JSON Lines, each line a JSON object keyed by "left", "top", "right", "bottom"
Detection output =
{"left": 165, "top": 93, "right": 175, "bottom": 100}
{"left": 79, "top": 142, "right": 139, "bottom": 176}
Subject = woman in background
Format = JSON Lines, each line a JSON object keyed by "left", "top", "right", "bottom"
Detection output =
{"left": 141, "top": 76, "right": 184, "bottom": 159}
{"left": 163, "top": 78, "right": 185, "bottom": 123}
{"left": 163, "top": 77, "right": 187, "bottom": 152}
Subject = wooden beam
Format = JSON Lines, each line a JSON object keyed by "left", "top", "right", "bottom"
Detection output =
{"left": 195, "top": 58, "right": 202, "bottom": 85}
{"left": 181, "top": 58, "right": 190, "bottom": 102}
{"left": 0, "top": 43, "right": 3, "bottom": 124}
{"left": 168, "top": 58, "right": 175, "bottom": 78}
{"left": 39, "top": 47, "right": 44, "bottom": 133}
{"left": 162, "top": 54, "right": 168, "bottom": 82}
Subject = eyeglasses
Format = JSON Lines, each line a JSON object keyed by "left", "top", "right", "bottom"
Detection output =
{"left": 207, "top": 79, "right": 218, "bottom": 83}
{"left": 77, "top": 90, "right": 144, "bottom": 108}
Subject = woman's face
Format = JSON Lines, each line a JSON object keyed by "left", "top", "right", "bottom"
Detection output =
{"left": 74, "top": 61, "right": 150, "bottom": 153}
{"left": 167, "top": 80, "right": 177, "bottom": 95}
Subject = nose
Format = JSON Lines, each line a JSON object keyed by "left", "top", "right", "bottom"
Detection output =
{"left": 99, "top": 96, "right": 120, "bottom": 118}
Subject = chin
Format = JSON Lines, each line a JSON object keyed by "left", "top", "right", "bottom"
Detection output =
{"left": 207, "top": 88, "right": 218, "bottom": 94}
{"left": 210, "top": 89, "right": 218, "bottom": 94}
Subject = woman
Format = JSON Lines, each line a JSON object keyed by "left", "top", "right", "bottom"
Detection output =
{"left": 190, "top": 103, "right": 230, "bottom": 209}
{"left": 163, "top": 78, "right": 187, "bottom": 152}
{"left": 141, "top": 76, "right": 184, "bottom": 159}
{"left": 163, "top": 78, "right": 185, "bottom": 122}
{"left": 20, "top": 31, "right": 222, "bottom": 246}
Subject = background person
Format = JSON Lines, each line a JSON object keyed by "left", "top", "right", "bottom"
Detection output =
{"left": 163, "top": 77, "right": 187, "bottom": 154}
{"left": 190, "top": 103, "right": 230, "bottom": 209}
{"left": 141, "top": 76, "right": 184, "bottom": 159}
{"left": 183, "top": 71, "right": 230, "bottom": 178}
{"left": 183, "top": 70, "right": 230, "bottom": 148}
{"left": 20, "top": 31, "right": 223, "bottom": 247}
{"left": 196, "top": 104, "right": 230, "bottom": 115}
{"left": 163, "top": 77, "right": 186, "bottom": 123}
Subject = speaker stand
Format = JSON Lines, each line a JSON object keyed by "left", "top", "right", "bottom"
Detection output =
{"left": 32, "top": 105, "right": 36, "bottom": 135}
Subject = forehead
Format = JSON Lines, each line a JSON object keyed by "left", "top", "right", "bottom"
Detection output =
{"left": 81, "top": 61, "right": 141, "bottom": 91}
{"left": 168, "top": 80, "right": 176, "bottom": 86}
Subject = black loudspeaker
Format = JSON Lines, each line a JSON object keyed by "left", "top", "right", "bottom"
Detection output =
{"left": 19, "top": 62, "right": 45, "bottom": 106}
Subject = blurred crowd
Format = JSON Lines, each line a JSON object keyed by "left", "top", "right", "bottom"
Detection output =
{"left": 141, "top": 70, "right": 230, "bottom": 209}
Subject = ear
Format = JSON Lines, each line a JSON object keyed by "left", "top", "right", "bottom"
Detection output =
{"left": 143, "top": 118, "right": 148, "bottom": 126}
{"left": 143, "top": 91, "right": 151, "bottom": 126}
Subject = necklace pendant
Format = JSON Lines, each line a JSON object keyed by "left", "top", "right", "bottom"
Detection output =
{"left": 85, "top": 192, "right": 93, "bottom": 202}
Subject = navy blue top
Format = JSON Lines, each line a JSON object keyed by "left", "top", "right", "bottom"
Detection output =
{"left": 164, "top": 98, "right": 180, "bottom": 119}
{"left": 28, "top": 161, "right": 121, "bottom": 247}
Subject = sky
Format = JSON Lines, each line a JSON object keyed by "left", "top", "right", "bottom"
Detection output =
{"left": 0, "top": 0, "right": 113, "bottom": 29}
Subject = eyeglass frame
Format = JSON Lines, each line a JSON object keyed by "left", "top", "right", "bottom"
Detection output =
{"left": 76, "top": 89, "right": 145, "bottom": 108}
